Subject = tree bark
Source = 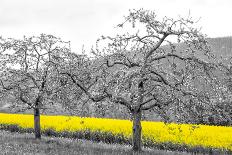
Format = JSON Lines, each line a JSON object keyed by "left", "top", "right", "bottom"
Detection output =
{"left": 132, "top": 108, "right": 142, "bottom": 151}
{"left": 34, "top": 102, "right": 41, "bottom": 139}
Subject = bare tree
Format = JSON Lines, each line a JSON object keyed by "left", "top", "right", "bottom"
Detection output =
{"left": 54, "top": 9, "right": 220, "bottom": 151}
{"left": 0, "top": 34, "right": 70, "bottom": 139}
{"left": 74, "top": 9, "right": 218, "bottom": 151}
{"left": 92, "top": 9, "right": 219, "bottom": 151}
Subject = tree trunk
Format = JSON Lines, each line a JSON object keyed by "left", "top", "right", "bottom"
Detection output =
{"left": 34, "top": 104, "right": 41, "bottom": 139}
{"left": 132, "top": 108, "right": 142, "bottom": 151}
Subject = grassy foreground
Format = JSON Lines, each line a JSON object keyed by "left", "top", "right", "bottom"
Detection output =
{"left": 0, "top": 130, "right": 190, "bottom": 155}
{"left": 0, "top": 113, "right": 231, "bottom": 154}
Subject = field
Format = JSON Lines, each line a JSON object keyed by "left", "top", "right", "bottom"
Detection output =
{"left": 0, "top": 113, "right": 232, "bottom": 154}
{"left": 0, "top": 130, "right": 189, "bottom": 155}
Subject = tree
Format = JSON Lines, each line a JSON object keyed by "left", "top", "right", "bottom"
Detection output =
{"left": 57, "top": 9, "right": 220, "bottom": 151}
{"left": 53, "top": 51, "right": 95, "bottom": 116}
{"left": 0, "top": 34, "right": 70, "bottom": 139}
{"left": 92, "top": 9, "right": 219, "bottom": 151}
{"left": 206, "top": 60, "right": 232, "bottom": 126}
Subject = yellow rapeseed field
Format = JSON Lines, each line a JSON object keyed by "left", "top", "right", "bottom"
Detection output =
{"left": 0, "top": 113, "right": 231, "bottom": 151}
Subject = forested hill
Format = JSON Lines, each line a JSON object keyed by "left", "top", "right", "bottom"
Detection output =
{"left": 164, "top": 36, "right": 232, "bottom": 64}
{"left": 207, "top": 36, "right": 232, "bottom": 58}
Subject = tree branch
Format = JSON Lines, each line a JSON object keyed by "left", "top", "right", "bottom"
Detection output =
{"left": 149, "top": 69, "right": 197, "bottom": 97}
{"left": 141, "top": 102, "right": 160, "bottom": 111}
{"left": 61, "top": 72, "right": 132, "bottom": 110}
{"left": 105, "top": 90, "right": 132, "bottom": 111}
{"left": 0, "top": 80, "right": 15, "bottom": 90}
{"left": 0, "top": 79, "right": 33, "bottom": 107}
{"left": 150, "top": 53, "right": 213, "bottom": 69}
{"left": 141, "top": 95, "right": 173, "bottom": 111}
{"left": 145, "top": 33, "right": 169, "bottom": 63}
{"left": 26, "top": 73, "right": 39, "bottom": 88}
{"left": 105, "top": 59, "right": 140, "bottom": 68}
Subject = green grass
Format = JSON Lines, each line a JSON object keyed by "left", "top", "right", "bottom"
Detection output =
{"left": 0, "top": 130, "right": 192, "bottom": 155}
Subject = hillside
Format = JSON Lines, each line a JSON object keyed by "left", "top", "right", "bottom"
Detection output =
{"left": 164, "top": 36, "right": 232, "bottom": 63}
{"left": 208, "top": 36, "right": 232, "bottom": 58}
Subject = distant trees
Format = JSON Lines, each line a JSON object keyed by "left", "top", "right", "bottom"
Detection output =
{"left": 0, "top": 34, "right": 70, "bottom": 139}
{"left": 208, "top": 60, "right": 232, "bottom": 126}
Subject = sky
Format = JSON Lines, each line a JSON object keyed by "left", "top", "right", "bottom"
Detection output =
{"left": 1, "top": 0, "right": 232, "bottom": 53}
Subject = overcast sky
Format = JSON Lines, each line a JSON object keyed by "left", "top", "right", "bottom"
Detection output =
{"left": 1, "top": 0, "right": 232, "bottom": 53}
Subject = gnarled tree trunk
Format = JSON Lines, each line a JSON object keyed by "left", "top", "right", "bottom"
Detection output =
{"left": 34, "top": 101, "right": 41, "bottom": 139}
{"left": 132, "top": 108, "right": 142, "bottom": 151}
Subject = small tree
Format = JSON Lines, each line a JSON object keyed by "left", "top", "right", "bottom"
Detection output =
{"left": 0, "top": 34, "right": 70, "bottom": 139}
